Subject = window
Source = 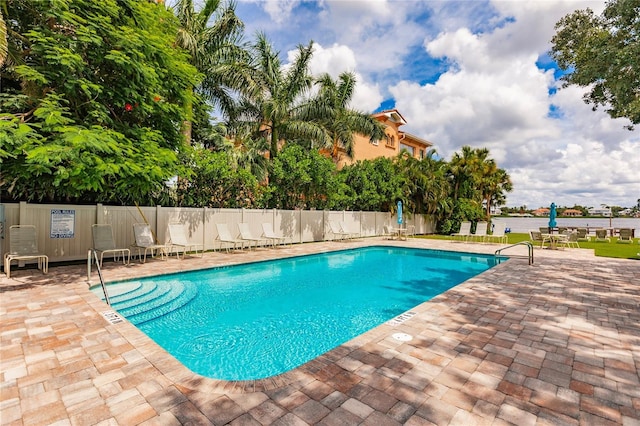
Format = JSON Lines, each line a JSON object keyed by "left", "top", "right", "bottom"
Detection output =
{"left": 386, "top": 134, "right": 395, "bottom": 147}
{"left": 399, "top": 143, "right": 414, "bottom": 156}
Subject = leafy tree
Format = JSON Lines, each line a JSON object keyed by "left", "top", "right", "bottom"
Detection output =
{"left": 550, "top": 0, "right": 640, "bottom": 128}
{"left": 1, "top": 0, "right": 198, "bottom": 204}
{"left": 231, "top": 34, "right": 328, "bottom": 159}
{"left": 264, "top": 144, "right": 338, "bottom": 209}
{"left": 337, "top": 157, "right": 405, "bottom": 212}
{"left": 176, "top": 146, "right": 262, "bottom": 208}
{"left": 311, "top": 72, "right": 384, "bottom": 162}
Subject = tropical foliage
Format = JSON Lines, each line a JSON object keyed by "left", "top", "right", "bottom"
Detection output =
{"left": 1, "top": 0, "right": 198, "bottom": 204}
{"left": 550, "top": 0, "right": 640, "bottom": 129}
{"left": 1, "top": 0, "right": 512, "bottom": 234}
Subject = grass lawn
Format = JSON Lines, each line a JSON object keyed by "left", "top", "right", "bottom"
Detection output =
{"left": 419, "top": 233, "right": 640, "bottom": 260}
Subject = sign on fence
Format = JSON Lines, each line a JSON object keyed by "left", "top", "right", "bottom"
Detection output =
{"left": 50, "top": 209, "right": 75, "bottom": 238}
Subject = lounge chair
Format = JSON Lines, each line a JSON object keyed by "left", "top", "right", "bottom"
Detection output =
{"left": 215, "top": 223, "right": 248, "bottom": 252}
{"left": 328, "top": 221, "right": 351, "bottom": 241}
{"left": 91, "top": 224, "right": 130, "bottom": 267}
{"left": 237, "top": 223, "right": 266, "bottom": 250}
{"left": 529, "top": 230, "right": 550, "bottom": 249}
{"left": 261, "top": 223, "right": 287, "bottom": 247}
{"left": 132, "top": 223, "right": 167, "bottom": 263}
{"left": 166, "top": 223, "right": 203, "bottom": 259}
{"left": 576, "top": 228, "right": 590, "bottom": 242}
{"left": 4, "top": 225, "right": 48, "bottom": 278}
{"left": 487, "top": 222, "right": 507, "bottom": 244}
{"left": 594, "top": 229, "right": 610, "bottom": 242}
{"left": 382, "top": 225, "right": 394, "bottom": 240}
{"left": 473, "top": 221, "right": 488, "bottom": 243}
{"left": 339, "top": 221, "right": 360, "bottom": 239}
{"left": 451, "top": 221, "right": 471, "bottom": 241}
{"left": 539, "top": 226, "right": 550, "bottom": 234}
{"left": 617, "top": 228, "right": 633, "bottom": 244}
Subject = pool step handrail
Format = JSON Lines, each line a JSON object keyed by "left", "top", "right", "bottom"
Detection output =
{"left": 92, "top": 248, "right": 111, "bottom": 306}
{"left": 495, "top": 241, "right": 534, "bottom": 265}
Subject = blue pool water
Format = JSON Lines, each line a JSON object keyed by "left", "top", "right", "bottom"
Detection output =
{"left": 93, "top": 246, "right": 501, "bottom": 380}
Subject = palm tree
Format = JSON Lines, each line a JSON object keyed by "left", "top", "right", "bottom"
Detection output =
{"left": 171, "top": 0, "right": 245, "bottom": 144}
{"left": 311, "top": 72, "right": 384, "bottom": 162}
{"left": 231, "top": 34, "right": 328, "bottom": 159}
{"left": 479, "top": 165, "right": 512, "bottom": 220}
{"left": 448, "top": 146, "right": 490, "bottom": 202}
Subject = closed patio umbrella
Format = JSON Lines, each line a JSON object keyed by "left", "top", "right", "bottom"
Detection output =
{"left": 397, "top": 201, "right": 403, "bottom": 225}
{"left": 548, "top": 202, "right": 557, "bottom": 228}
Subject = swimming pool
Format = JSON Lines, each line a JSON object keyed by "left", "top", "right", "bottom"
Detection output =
{"left": 93, "top": 246, "right": 501, "bottom": 380}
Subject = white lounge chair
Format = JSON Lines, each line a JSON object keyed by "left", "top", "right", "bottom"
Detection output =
{"left": 92, "top": 224, "right": 130, "bottom": 267}
{"left": 262, "top": 223, "right": 287, "bottom": 247}
{"left": 4, "top": 225, "right": 48, "bottom": 278}
{"left": 215, "top": 223, "right": 248, "bottom": 252}
{"left": 451, "top": 221, "right": 471, "bottom": 241}
{"left": 167, "top": 223, "right": 203, "bottom": 259}
{"left": 487, "top": 222, "right": 507, "bottom": 244}
{"left": 339, "top": 221, "right": 360, "bottom": 239}
{"left": 132, "top": 223, "right": 167, "bottom": 263}
{"left": 237, "top": 223, "right": 266, "bottom": 250}
{"left": 473, "top": 221, "right": 489, "bottom": 243}
{"left": 328, "top": 221, "right": 351, "bottom": 241}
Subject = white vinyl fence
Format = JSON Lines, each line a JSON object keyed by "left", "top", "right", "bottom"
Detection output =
{"left": 0, "top": 202, "right": 435, "bottom": 267}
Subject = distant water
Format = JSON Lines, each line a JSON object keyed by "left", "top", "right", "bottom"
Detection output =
{"left": 491, "top": 217, "right": 640, "bottom": 234}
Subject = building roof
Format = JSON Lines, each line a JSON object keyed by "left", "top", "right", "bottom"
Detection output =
{"left": 373, "top": 109, "right": 407, "bottom": 125}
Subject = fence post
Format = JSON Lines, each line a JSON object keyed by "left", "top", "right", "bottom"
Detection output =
{"left": 19, "top": 201, "right": 27, "bottom": 224}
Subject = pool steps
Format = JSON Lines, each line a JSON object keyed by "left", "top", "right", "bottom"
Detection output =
{"left": 92, "top": 281, "right": 197, "bottom": 326}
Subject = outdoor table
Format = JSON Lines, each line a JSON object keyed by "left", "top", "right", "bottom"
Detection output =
{"left": 393, "top": 227, "right": 408, "bottom": 241}
{"left": 542, "top": 233, "right": 567, "bottom": 250}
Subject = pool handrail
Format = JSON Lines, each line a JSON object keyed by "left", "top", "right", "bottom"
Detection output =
{"left": 495, "top": 241, "right": 534, "bottom": 265}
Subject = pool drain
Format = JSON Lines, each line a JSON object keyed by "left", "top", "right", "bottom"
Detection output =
{"left": 392, "top": 332, "right": 413, "bottom": 342}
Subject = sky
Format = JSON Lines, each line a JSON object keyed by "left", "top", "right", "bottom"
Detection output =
{"left": 233, "top": 0, "right": 639, "bottom": 210}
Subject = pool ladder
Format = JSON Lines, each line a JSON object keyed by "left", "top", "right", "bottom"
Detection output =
{"left": 494, "top": 241, "right": 534, "bottom": 265}
{"left": 91, "top": 249, "right": 111, "bottom": 305}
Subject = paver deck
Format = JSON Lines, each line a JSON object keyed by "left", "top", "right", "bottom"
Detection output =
{"left": 1, "top": 238, "right": 639, "bottom": 425}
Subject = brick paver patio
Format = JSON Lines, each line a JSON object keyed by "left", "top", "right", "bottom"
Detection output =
{"left": 1, "top": 238, "right": 639, "bottom": 425}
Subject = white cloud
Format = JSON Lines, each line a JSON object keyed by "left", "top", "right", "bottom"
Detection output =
{"left": 237, "top": 0, "right": 640, "bottom": 208}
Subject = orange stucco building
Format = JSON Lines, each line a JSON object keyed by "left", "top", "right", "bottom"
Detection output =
{"left": 336, "top": 109, "right": 433, "bottom": 168}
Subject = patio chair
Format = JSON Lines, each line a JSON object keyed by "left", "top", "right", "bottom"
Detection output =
{"left": 559, "top": 230, "right": 579, "bottom": 249}
{"left": 215, "top": 223, "right": 248, "bottom": 252}
{"left": 529, "top": 230, "right": 550, "bottom": 249}
{"left": 237, "top": 223, "right": 266, "bottom": 250}
{"left": 166, "top": 223, "right": 203, "bottom": 259}
{"left": 576, "top": 228, "right": 590, "bottom": 242}
{"left": 327, "top": 221, "right": 351, "bottom": 241}
{"left": 4, "top": 225, "right": 48, "bottom": 278}
{"left": 261, "top": 223, "right": 287, "bottom": 247}
{"left": 539, "top": 226, "right": 550, "bottom": 234}
{"left": 473, "top": 221, "right": 489, "bottom": 243}
{"left": 91, "top": 224, "right": 130, "bottom": 267}
{"left": 617, "top": 228, "right": 633, "bottom": 244}
{"left": 339, "top": 221, "right": 360, "bottom": 239}
{"left": 132, "top": 223, "right": 167, "bottom": 263}
{"left": 382, "top": 225, "right": 394, "bottom": 240}
{"left": 451, "top": 221, "right": 471, "bottom": 241}
{"left": 594, "top": 229, "right": 610, "bottom": 242}
{"left": 487, "top": 222, "right": 507, "bottom": 244}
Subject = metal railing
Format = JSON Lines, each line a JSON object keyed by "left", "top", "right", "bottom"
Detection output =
{"left": 495, "top": 241, "right": 534, "bottom": 265}
{"left": 91, "top": 249, "right": 111, "bottom": 306}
